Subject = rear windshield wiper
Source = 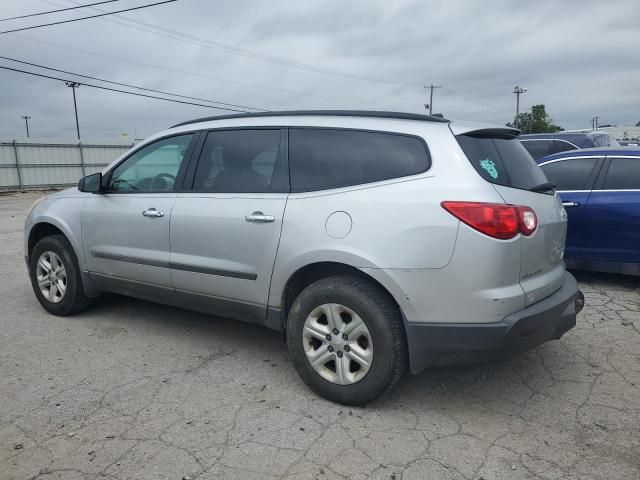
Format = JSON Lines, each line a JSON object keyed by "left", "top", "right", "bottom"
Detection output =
{"left": 528, "top": 181, "right": 556, "bottom": 193}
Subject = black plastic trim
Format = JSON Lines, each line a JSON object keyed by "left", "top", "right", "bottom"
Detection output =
{"left": 91, "top": 250, "right": 257, "bottom": 280}
{"left": 404, "top": 272, "right": 582, "bottom": 373}
{"left": 170, "top": 110, "right": 450, "bottom": 128}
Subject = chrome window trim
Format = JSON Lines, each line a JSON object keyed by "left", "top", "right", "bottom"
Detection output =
{"left": 520, "top": 138, "right": 580, "bottom": 149}
{"left": 538, "top": 155, "right": 602, "bottom": 166}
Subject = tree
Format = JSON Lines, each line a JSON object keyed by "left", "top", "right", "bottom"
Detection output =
{"left": 636, "top": 121, "right": 640, "bottom": 127}
{"left": 507, "top": 104, "right": 563, "bottom": 133}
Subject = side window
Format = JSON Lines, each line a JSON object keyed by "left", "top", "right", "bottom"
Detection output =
{"left": 289, "top": 128, "right": 430, "bottom": 192}
{"left": 192, "top": 130, "right": 281, "bottom": 193}
{"left": 109, "top": 134, "right": 193, "bottom": 192}
{"left": 540, "top": 158, "right": 598, "bottom": 191}
{"left": 520, "top": 140, "right": 553, "bottom": 160}
{"left": 603, "top": 157, "right": 640, "bottom": 190}
{"left": 553, "top": 140, "right": 578, "bottom": 154}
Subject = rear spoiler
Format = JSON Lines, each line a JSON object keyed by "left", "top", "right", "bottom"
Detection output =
{"left": 449, "top": 123, "right": 520, "bottom": 140}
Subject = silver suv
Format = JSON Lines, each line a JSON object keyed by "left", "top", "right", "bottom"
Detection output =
{"left": 24, "top": 111, "right": 584, "bottom": 405}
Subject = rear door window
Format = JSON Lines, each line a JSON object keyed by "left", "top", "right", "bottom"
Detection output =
{"left": 457, "top": 135, "right": 548, "bottom": 190}
{"left": 603, "top": 157, "right": 640, "bottom": 190}
{"left": 289, "top": 128, "right": 430, "bottom": 192}
{"left": 553, "top": 140, "right": 578, "bottom": 154}
{"left": 191, "top": 129, "right": 282, "bottom": 193}
{"left": 540, "top": 158, "right": 599, "bottom": 191}
{"left": 520, "top": 139, "right": 553, "bottom": 160}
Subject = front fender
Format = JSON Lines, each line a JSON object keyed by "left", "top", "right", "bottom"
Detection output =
{"left": 25, "top": 197, "right": 88, "bottom": 269}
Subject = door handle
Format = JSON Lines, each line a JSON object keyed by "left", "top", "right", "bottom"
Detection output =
{"left": 562, "top": 202, "right": 580, "bottom": 208}
{"left": 245, "top": 211, "right": 275, "bottom": 223}
{"left": 142, "top": 208, "right": 164, "bottom": 218}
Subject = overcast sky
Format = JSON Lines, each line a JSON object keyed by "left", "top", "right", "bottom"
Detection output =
{"left": 1, "top": 0, "right": 638, "bottom": 140}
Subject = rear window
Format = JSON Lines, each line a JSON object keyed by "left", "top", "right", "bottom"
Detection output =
{"left": 457, "top": 135, "right": 548, "bottom": 190}
{"left": 290, "top": 128, "right": 430, "bottom": 192}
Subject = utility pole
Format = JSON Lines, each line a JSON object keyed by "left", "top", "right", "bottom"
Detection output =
{"left": 591, "top": 116, "right": 599, "bottom": 131}
{"left": 66, "top": 82, "right": 81, "bottom": 140}
{"left": 424, "top": 84, "right": 442, "bottom": 115}
{"left": 21, "top": 115, "right": 31, "bottom": 138}
{"left": 513, "top": 86, "right": 527, "bottom": 127}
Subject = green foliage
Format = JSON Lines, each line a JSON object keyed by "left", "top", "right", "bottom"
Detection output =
{"left": 507, "top": 104, "right": 563, "bottom": 133}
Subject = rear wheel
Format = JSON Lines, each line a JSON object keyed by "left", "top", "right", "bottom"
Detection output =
{"left": 286, "top": 276, "right": 407, "bottom": 405}
{"left": 29, "top": 235, "right": 92, "bottom": 316}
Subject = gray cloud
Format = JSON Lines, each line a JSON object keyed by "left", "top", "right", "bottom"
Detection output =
{"left": 1, "top": 0, "right": 638, "bottom": 140}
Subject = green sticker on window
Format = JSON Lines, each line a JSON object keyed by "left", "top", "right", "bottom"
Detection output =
{"left": 479, "top": 158, "right": 498, "bottom": 179}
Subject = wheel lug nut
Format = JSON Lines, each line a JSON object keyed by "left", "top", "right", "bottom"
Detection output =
{"left": 342, "top": 334, "right": 348, "bottom": 340}
{"left": 332, "top": 328, "right": 339, "bottom": 335}
{"left": 325, "top": 334, "right": 332, "bottom": 341}
{"left": 328, "top": 346, "right": 334, "bottom": 352}
{"left": 344, "top": 345, "right": 351, "bottom": 352}
{"left": 336, "top": 351, "right": 343, "bottom": 358}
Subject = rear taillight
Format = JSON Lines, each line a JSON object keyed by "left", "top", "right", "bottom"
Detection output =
{"left": 441, "top": 201, "right": 537, "bottom": 240}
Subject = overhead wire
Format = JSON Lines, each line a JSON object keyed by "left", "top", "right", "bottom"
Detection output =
{"left": 0, "top": 65, "right": 254, "bottom": 113}
{"left": 0, "top": 0, "right": 177, "bottom": 35}
{"left": 49, "top": 0, "right": 416, "bottom": 87}
{"left": 0, "top": 55, "right": 267, "bottom": 111}
{"left": 0, "top": 0, "right": 120, "bottom": 22}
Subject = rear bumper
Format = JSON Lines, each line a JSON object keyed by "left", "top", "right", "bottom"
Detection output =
{"left": 405, "top": 272, "right": 584, "bottom": 373}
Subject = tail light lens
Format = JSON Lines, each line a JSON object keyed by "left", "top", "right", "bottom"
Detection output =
{"left": 441, "top": 201, "right": 537, "bottom": 240}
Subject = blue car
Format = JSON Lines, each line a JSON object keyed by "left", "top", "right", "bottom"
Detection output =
{"left": 521, "top": 132, "right": 619, "bottom": 160}
{"left": 536, "top": 147, "right": 640, "bottom": 275}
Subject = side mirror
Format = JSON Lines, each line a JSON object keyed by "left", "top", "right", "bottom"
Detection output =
{"left": 78, "top": 172, "right": 103, "bottom": 193}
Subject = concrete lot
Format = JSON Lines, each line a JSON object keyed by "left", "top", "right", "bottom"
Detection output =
{"left": 1, "top": 192, "right": 639, "bottom": 480}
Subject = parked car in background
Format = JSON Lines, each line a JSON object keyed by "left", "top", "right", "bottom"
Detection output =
{"left": 536, "top": 147, "right": 640, "bottom": 275}
{"left": 521, "top": 132, "right": 620, "bottom": 160}
{"left": 24, "top": 110, "right": 584, "bottom": 405}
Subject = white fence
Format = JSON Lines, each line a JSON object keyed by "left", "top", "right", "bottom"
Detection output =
{"left": 0, "top": 139, "right": 134, "bottom": 192}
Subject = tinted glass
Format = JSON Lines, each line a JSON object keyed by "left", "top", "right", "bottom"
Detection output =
{"left": 109, "top": 134, "right": 193, "bottom": 192}
{"left": 553, "top": 140, "right": 578, "bottom": 154}
{"left": 603, "top": 157, "right": 640, "bottom": 190}
{"left": 521, "top": 139, "right": 553, "bottom": 160}
{"left": 289, "top": 128, "right": 430, "bottom": 192}
{"left": 192, "top": 130, "right": 281, "bottom": 193}
{"left": 457, "top": 135, "right": 548, "bottom": 190}
{"left": 540, "top": 158, "right": 598, "bottom": 191}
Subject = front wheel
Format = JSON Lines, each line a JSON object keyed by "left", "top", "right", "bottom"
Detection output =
{"left": 286, "top": 276, "right": 407, "bottom": 405}
{"left": 29, "top": 235, "right": 92, "bottom": 316}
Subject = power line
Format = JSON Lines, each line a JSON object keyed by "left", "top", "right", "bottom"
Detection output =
{"left": 0, "top": 0, "right": 177, "bottom": 35}
{"left": 8, "top": 33, "right": 375, "bottom": 106}
{"left": 0, "top": 65, "right": 252, "bottom": 113}
{"left": 50, "top": 0, "right": 416, "bottom": 87}
{"left": 0, "top": 0, "right": 120, "bottom": 22}
{"left": 0, "top": 55, "right": 267, "bottom": 111}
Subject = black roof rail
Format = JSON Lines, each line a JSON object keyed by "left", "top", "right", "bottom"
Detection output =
{"left": 170, "top": 110, "right": 450, "bottom": 128}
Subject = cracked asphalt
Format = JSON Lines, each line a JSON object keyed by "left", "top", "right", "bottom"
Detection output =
{"left": 1, "top": 192, "right": 639, "bottom": 480}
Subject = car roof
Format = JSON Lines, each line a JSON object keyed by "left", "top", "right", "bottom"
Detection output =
{"left": 538, "top": 147, "right": 640, "bottom": 163}
{"left": 171, "top": 110, "right": 451, "bottom": 128}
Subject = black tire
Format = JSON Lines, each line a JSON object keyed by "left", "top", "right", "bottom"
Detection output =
{"left": 29, "top": 234, "right": 92, "bottom": 316}
{"left": 286, "top": 276, "right": 407, "bottom": 405}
